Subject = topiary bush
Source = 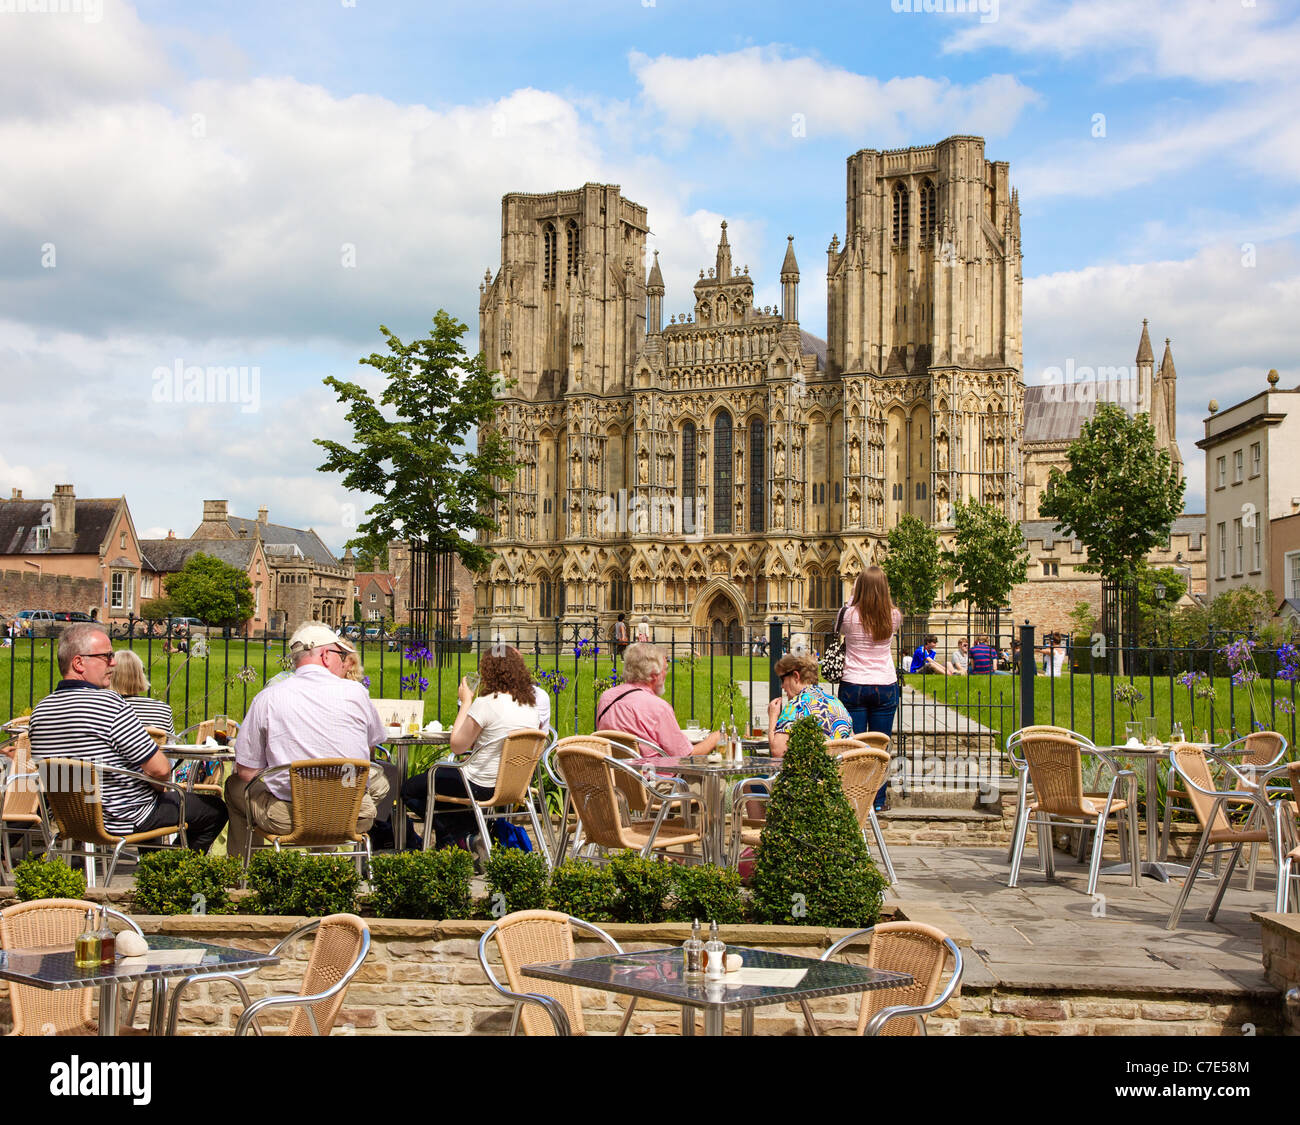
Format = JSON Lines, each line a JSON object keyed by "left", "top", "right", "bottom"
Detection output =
{"left": 606, "top": 851, "right": 674, "bottom": 923}
{"left": 247, "top": 851, "right": 360, "bottom": 916}
{"left": 546, "top": 858, "right": 617, "bottom": 922}
{"left": 750, "top": 716, "right": 888, "bottom": 927}
{"left": 369, "top": 849, "right": 473, "bottom": 920}
{"left": 484, "top": 846, "right": 549, "bottom": 915}
{"left": 133, "top": 851, "right": 243, "bottom": 915}
{"left": 13, "top": 855, "right": 87, "bottom": 902}
{"left": 666, "top": 863, "right": 744, "bottom": 924}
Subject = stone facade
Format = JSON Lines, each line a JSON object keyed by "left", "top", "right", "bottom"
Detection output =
{"left": 1258, "top": 912, "right": 1300, "bottom": 1036}
{"left": 475, "top": 137, "right": 1024, "bottom": 644}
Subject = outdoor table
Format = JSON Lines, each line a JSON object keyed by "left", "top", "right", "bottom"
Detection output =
{"left": 633, "top": 754, "right": 778, "bottom": 866}
{"left": 0, "top": 934, "right": 278, "bottom": 1037}
{"left": 162, "top": 744, "right": 235, "bottom": 794}
{"left": 382, "top": 732, "right": 451, "bottom": 851}
{"left": 1093, "top": 743, "right": 1214, "bottom": 882}
{"left": 521, "top": 944, "right": 912, "bottom": 1036}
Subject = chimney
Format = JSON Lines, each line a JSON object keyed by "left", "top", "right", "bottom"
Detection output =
{"left": 166, "top": 529, "right": 175, "bottom": 539}
{"left": 257, "top": 506, "right": 268, "bottom": 525}
{"left": 202, "top": 500, "right": 229, "bottom": 529}
{"left": 49, "top": 484, "right": 76, "bottom": 551}
{"left": 238, "top": 527, "right": 248, "bottom": 538}
{"left": 10, "top": 488, "right": 21, "bottom": 500}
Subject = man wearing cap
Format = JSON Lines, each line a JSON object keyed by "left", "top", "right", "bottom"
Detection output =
{"left": 225, "top": 622, "right": 389, "bottom": 861}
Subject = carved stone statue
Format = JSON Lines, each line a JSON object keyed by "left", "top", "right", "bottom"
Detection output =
{"left": 848, "top": 438, "right": 861, "bottom": 476}
{"left": 638, "top": 448, "right": 649, "bottom": 484}
{"left": 936, "top": 432, "right": 949, "bottom": 471}
{"left": 772, "top": 493, "right": 785, "bottom": 529}
{"left": 773, "top": 443, "right": 785, "bottom": 477}
{"left": 849, "top": 496, "right": 861, "bottom": 525}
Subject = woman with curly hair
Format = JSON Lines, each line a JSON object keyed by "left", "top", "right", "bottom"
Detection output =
{"left": 400, "top": 647, "right": 539, "bottom": 853}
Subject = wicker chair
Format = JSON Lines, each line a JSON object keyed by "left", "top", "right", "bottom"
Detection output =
{"left": 418, "top": 729, "right": 550, "bottom": 865}
{"left": 1160, "top": 732, "right": 1288, "bottom": 886}
{"left": 800, "top": 922, "right": 963, "bottom": 1036}
{"left": 1006, "top": 731, "right": 1140, "bottom": 896}
{"left": 478, "top": 909, "right": 637, "bottom": 1035}
{"left": 825, "top": 737, "right": 868, "bottom": 756}
{"left": 240, "top": 758, "right": 377, "bottom": 875}
{"left": 166, "top": 913, "right": 370, "bottom": 1036}
{"left": 0, "top": 899, "right": 146, "bottom": 1034}
{"left": 39, "top": 757, "right": 188, "bottom": 887}
{"left": 1, "top": 735, "right": 52, "bottom": 880}
{"left": 1165, "top": 743, "right": 1290, "bottom": 929}
{"left": 555, "top": 739, "right": 702, "bottom": 862}
{"left": 839, "top": 747, "right": 897, "bottom": 884}
{"left": 1005, "top": 725, "right": 1099, "bottom": 867}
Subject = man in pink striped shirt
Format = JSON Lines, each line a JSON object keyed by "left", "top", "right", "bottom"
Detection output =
{"left": 226, "top": 623, "right": 387, "bottom": 861}
{"left": 596, "top": 643, "right": 720, "bottom": 758}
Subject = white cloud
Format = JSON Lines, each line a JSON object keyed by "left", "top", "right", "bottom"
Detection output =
{"left": 629, "top": 47, "right": 1039, "bottom": 147}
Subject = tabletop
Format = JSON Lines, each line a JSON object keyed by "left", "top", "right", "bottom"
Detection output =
{"left": 638, "top": 755, "right": 777, "bottom": 776}
{"left": 522, "top": 945, "right": 911, "bottom": 1011}
{"left": 163, "top": 744, "right": 236, "bottom": 760}
{"left": 383, "top": 731, "right": 451, "bottom": 744}
{"left": 0, "top": 935, "right": 278, "bottom": 991}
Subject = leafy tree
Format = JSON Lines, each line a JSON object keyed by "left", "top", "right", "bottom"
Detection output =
{"left": 942, "top": 500, "right": 1029, "bottom": 625}
{"left": 163, "top": 554, "right": 253, "bottom": 626}
{"left": 1040, "top": 403, "right": 1185, "bottom": 586}
{"left": 880, "top": 514, "right": 943, "bottom": 617}
{"left": 315, "top": 310, "right": 515, "bottom": 572}
{"left": 1135, "top": 563, "right": 1188, "bottom": 645}
{"left": 141, "top": 596, "right": 176, "bottom": 622}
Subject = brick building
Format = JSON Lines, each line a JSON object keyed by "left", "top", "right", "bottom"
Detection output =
{"left": 139, "top": 532, "right": 271, "bottom": 633}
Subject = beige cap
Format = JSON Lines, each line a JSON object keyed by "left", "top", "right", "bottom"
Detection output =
{"left": 289, "top": 622, "right": 356, "bottom": 654}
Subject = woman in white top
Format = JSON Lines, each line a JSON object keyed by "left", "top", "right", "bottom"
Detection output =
{"left": 400, "top": 647, "right": 539, "bottom": 851}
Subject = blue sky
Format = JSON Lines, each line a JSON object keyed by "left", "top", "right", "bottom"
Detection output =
{"left": 3, "top": 0, "right": 1298, "bottom": 550}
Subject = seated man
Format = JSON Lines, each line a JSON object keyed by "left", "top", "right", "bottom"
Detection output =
{"left": 946, "top": 638, "right": 970, "bottom": 676}
{"left": 595, "top": 642, "right": 720, "bottom": 758}
{"left": 909, "top": 634, "right": 946, "bottom": 675}
{"left": 226, "top": 622, "right": 389, "bottom": 860}
{"left": 27, "top": 624, "right": 227, "bottom": 853}
{"left": 968, "top": 635, "right": 997, "bottom": 675}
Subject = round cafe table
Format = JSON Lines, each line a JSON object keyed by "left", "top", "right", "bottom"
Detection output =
{"left": 382, "top": 731, "right": 452, "bottom": 851}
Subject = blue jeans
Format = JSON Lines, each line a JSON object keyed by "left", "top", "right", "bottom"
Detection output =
{"left": 838, "top": 681, "right": 898, "bottom": 809}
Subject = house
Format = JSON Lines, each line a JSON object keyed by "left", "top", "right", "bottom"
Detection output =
{"left": 140, "top": 532, "right": 271, "bottom": 633}
{"left": 354, "top": 571, "right": 395, "bottom": 623}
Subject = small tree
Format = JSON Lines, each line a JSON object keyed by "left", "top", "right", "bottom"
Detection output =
{"left": 164, "top": 554, "right": 253, "bottom": 627}
{"left": 141, "top": 596, "right": 176, "bottom": 623}
{"left": 1135, "top": 563, "right": 1188, "bottom": 646}
{"left": 751, "top": 717, "right": 887, "bottom": 927}
{"left": 942, "top": 500, "right": 1029, "bottom": 635}
{"left": 881, "top": 514, "right": 943, "bottom": 619}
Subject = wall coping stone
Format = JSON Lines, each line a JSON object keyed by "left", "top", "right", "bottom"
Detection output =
{"left": 1253, "top": 911, "right": 1300, "bottom": 942}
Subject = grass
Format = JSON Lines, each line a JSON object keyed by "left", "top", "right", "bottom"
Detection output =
{"left": 1, "top": 636, "right": 768, "bottom": 739}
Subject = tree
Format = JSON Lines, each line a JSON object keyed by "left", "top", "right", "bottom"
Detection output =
{"left": 164, "top": 554, "right": 254, "bottom": 626}
{"left": 354, "top": 544, "right": 389, "bottom": 572}
{"left": 315, "top": 310, "right": 515, "bottom": 572}
{"left": 880, "top": 514, "right": 943, "bottom": 617}
{"left": 942, "top": 500, "right": 1029, "bottom": 628}
{"left": 141, "top": 596, "right": 176, "bottom": 623}
{"left": 1135, "top": 563, "right": 1188, "bottom": 646}
{"left": 1040, "top": 403, "right": 1185, "bottom": 587}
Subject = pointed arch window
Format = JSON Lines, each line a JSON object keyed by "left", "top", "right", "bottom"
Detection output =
{"left": 749, "top": 419, "right": 765, "bottom": 533}
{"left": 713, "top": 413, "right": 733, "bottom": 533}
{"left": 543, "top": 221, "right": 557, "bottom": 286}
{"left": 682, "top": 422, "right": 697, "bottom": 532}
{"left": 566, "top": 220, "right": 580, "bottom": 279}
{"left": 892, "top": 184, "right": 910, "bottom": 245}
{"left": 920, "top": 179, "right": 936, "bottom": 243}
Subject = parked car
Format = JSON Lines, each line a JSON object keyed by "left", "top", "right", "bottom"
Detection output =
{"left": 166, "top": 616, "right": 205, "bottom": 633}
{"left": 52, "top": 612, "right": 96, "bottom": 623}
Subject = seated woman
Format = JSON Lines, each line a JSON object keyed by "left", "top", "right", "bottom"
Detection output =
{"left": 766, "top": 652, "right": 854, "bottom": 758}
{"left": 400, "top": 647, "right": 539, "bottom": 853}
{"left": 110, "top": 649, "right": 175, "bottom": 740}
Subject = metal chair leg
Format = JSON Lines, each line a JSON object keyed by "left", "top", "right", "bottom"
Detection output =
{"left": 1085, "top": 812, "right": 1108, "bottom": 898}
{"left": 866, "top": 810, "right": 896, "bottom": 885}
{"left": 1206, "top": 844, "right": 1243, "bottom": 923}
{"left": 1168, "top": 827, "right": 1214, "bottom": 930}
{"left": 1007, "top": 805, "right": 1032, "bottom": 887}
{"left": 1040, "top": 820, "right": 1056, "bottom": 881}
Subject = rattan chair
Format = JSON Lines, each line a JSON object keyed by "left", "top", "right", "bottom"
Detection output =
{"left": 1165, "top": 743, "right": 1290, "bottom": 929}
{"left": 1160, "top": 732, "right": 1288, "bottom": 876}
{"left": 0, "top": 899, "right": 146, "bottom": 1034}
{"left": 800, "top": 921, "right": 963, "bottom": 1036}
{"left": 826, "top": 737, "right": 868, "bottom": 756}
{"left": 1, "top": 735, "right": 52, "bottom": 880}
{"left": 478, "top": 909, "right": 637, "bottom": 1035}
{"left": 555, "top": 739, "right": 702, "bottom": 862}
{"left": 418, "top": 729, "right": 550, "bottom": 865}
{"left": 39, "top": 757, "right": 188, "bottom": 887}
{"left": 855, "top": 732, "right": 892, "bottom": 753}
{"left": 1006, "top": 731, "right": 1139, "bottom": 895}
{"left": 839, "top": 747, "right": 897, "bottom": 884}
{"left": 1005, "top": 725, "right": 1099, "bottom": 867}
{"left": 166, "top": 913, "right": 370, "bottom": 1036}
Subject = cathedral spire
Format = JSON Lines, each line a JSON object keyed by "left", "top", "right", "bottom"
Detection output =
{"left": 715, "top": 220, "right": 732, "bottom": 279}
{"left": 780, "top": 235, "right": 800, "bottom": 279}
{"left": 1136, "top": 318, "right": 1154, "bottom": 364}
{"left": 646, "top": 250, "right": 665, "bottom": 335}
{"left": 780, "top": 236, "right": 799, "bottom": 324}
{"left": 1159, "top": 336, "right": 1176, "bottom": 382}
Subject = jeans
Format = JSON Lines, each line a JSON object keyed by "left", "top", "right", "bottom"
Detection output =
{"left": 137, "top": 791, "right": 228, "bottom": 854}
{"left": 838, "top": 681, "right": 899, "bottom": 810}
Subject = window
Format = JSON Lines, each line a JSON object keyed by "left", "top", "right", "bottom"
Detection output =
{"left": 141, "top": 576, "right": 152, "bottom": 599}
{"left": 1288, "top": 550, "right": 1300, "bottom": 599}
{"left": 1043, "top": 562, "right": 1059, "bottom": 577}
{"left": 1253, "top": 520, "right": 1262, "bottom": 572}
{"left": 353, "top": 586, "right": 359, "bottom": 596}
{"left": 1233, "top": 518, "right": 1243, "bottom": 575}
{"left": 566, "top": 221, "right": 580, "bottom": 279}
{"left": 119, "top": 532, "right": 126, "bottom": 550}
{"left": 542, "top": 221, "right": 557, "bottom": 286}
{"left": 35, "top": 526, "right": 49, "bottom": 550}
{"left": 891, "top": 184, "right": 909, "bottom": 245}
{"left": 681, "top": 422, "right": 697, "bottom": 530}
{"left": 1251, "top": 442, "right": 1262, "bottom": 477}
{"left": 1216, "top": 457, "right": 1226, "bottom": 489}
{"left": 713, "top": 413, "right": 732, "bottom": 533}
{"left": 915, "top": 482, "right": 927, "bottom": 500}
{"left": 809, "top": 574, "right": 823, "bottom": 609}
{"left": 749, "top": 419, "right": 765, "bottom": 533}
{"left": 834, "top": 482, "right": 841, "bottom": 504}
{"left": 369, "top": 592, "right": 377, "bottom": 603}
{"left": 892, "top": 483, "right": 903, "bottom": 501}
{"left": 539, "top": 578, "right": 552, "bottom": 619}
{"left": 1233, "top": 449, "right": 1244, "bottom": 484}
{"left": 919, "top": 179, "right": 936, "bottom": 243}
{"left": 1217, "top": 522, "right": 1226, "bottom": 579}
{"left": 110, "top": 572, "right": 124, "bottom": 609}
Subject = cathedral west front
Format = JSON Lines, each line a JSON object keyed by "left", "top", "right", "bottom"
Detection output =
{"left": 474, "top": 135, "right": 1027, "bottom": 645}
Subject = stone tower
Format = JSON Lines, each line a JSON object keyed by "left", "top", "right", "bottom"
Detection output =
{"left": 827, "top": 136, "right": 1023, "bottom": 533}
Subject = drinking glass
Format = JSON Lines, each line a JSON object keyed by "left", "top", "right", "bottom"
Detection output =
{"left": 464, "top": 674, "right": 481, "bottom": 696}
{"left": 1142, "top": 716, "right": 1159, "bottom": 746}
{"left": 1124, "top": 721, "right": 1144, "bottom": 746}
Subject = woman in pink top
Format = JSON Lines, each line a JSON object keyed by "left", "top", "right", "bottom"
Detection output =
{"left": 835, "top": 564, "right": 902, "bottom": 810}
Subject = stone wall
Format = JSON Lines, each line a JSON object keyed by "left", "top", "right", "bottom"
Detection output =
{"left": 1257, "top": 912, "right": 1300, "bottom": 1036}
{"left": 0, "top": 569, "right": 101, "bottom": 619}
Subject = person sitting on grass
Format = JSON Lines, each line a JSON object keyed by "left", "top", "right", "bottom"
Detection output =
{"left": 909, "top": 634, "right": 946, "bottom": 675}
{"left": 968, "top": 635, "right": 997, "bottom": 675}
{"left": 946, "top": 638, "right": 970, "bottom": 676}
{"left": 767, "top": 652, "right": 854, "bottom": 758}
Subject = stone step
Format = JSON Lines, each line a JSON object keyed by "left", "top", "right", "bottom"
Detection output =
{"left": 881, "top": 807, "right": 1004, "bottom": 824}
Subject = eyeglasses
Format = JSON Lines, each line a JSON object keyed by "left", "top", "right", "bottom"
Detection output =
{"left": 81, "top": 651, "right": 117, "bottom": 663}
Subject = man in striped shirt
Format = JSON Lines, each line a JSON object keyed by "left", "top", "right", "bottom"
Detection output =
{"left": 28, "top": 625, "right": 227, "bottom": 852}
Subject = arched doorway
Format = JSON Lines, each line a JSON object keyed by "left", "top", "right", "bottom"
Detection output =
{"left": 694, "top": 585, "right": 744, "bottom": 655}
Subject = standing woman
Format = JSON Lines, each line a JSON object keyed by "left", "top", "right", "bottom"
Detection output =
{"left": 835, "top": 565, "right": 902, "bottom": 811}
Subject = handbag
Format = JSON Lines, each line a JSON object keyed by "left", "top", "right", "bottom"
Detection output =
{"left": 490, "top": 819, "right": 534, "bottom": 852}
{"left": 819, "top": 606, "right": 848, "bottom": 683}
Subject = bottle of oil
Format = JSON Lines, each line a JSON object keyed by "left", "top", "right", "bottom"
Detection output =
{"left": 96, "top": 908, "right": 116, "bottom": 965}
{"left": 74, "top": 909, "right": 100, "bottom": 968}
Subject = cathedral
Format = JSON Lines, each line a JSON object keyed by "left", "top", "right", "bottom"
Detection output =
{"left": 474, "top": 136, "right": 1028, "bottom": 644}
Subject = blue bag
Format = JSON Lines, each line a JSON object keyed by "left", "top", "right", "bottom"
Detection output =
{"left": 490, "top": 820, "right": 533, "bottom": 852}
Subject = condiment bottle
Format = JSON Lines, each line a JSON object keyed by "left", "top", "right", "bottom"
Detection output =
{"left": 704, "top": 920, "right": 726, "bottom": 979}
{"left": 683, "top": 918, "right": 704, "bottom": 976}
{"left": 96, "top": 908, "right": 116, "bottom": 965}
{"left": 74, "top": 909, "right": 100, "bottom": 968}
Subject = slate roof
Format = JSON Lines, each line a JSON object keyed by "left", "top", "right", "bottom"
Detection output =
{"left": 1023, "top": 382, "right": 1137, "bottom": 444}
{"left": 1022, "top": 513, "right": 1205, "bottom": 550}
{"left": 141, "top": 538, "right": 258, "bottom": 574}
{"left": 799, "top": 330, "right": 826, "bottom": 372}
{"left": 224, "top": 516, "right": 340, "bottom": 567}
{"left": 0, "top": 498, "right": 120, "bottom": 555}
